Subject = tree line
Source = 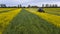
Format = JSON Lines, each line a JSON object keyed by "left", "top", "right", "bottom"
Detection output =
{"left": 0, "top": 4, "right": 60, "bottom": 8}
{"left": 42, "top": 4, "right": 59, "bottom": 8}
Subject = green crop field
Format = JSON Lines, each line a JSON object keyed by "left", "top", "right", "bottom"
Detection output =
{"left": 0, "top": 8, "right": 60, "bottom": 34}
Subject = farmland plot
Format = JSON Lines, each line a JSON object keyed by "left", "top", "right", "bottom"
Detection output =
{"left": 3, "top": 9, "right": 60, "bottom": 34}
{"left": 0, "top": 8, "right": 60, "bottom": 34}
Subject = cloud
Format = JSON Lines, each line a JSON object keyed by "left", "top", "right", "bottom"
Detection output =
{"left": 22, "top": 0, "right": 60, "bottom": 6}
{"left": 0, "top": 0, "right": 60, "bottom": 6}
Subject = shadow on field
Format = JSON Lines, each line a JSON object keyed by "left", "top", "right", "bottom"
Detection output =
{"left": 3, "top": 9, "right": 60, "bottom": 34}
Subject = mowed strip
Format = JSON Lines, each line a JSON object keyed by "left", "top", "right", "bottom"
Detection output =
{"left": 3, "top": 9, "right": 60, "bottom": 34}
{"left": 26, "top": 9, "right": 60, "bottom": 27}
{"left": 0, "top": 8, "right": 21, "bottom": 34}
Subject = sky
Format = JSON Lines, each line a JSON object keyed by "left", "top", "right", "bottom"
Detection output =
{"left": 0, "top": 0, "right": 60, "bottom": 6}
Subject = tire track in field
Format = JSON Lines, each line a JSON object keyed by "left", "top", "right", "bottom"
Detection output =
{"left": 3, "top": 9, "right": 60, "bottom": 34}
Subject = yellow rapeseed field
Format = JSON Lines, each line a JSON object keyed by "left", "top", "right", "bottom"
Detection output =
{"left": 0, "top": 8, "right": 21, "bottom": 34}
{"left": 26, "top": 9, "right": 60, "bottom": 27}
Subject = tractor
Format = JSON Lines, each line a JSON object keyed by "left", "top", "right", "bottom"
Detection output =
{"left": 38, "top": 8, "right": 45, "bottom": 13}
